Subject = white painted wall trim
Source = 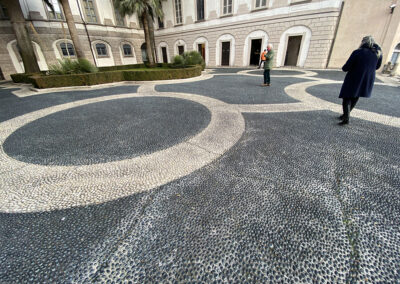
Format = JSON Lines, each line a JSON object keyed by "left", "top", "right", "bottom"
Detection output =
{"left": 276, "top": 25, "right": 311, "bottom": 67}
{"left": 91, "top": 40, "right": 115, "bottom": 67}
{"left": 7, "top": 40, "right": 24, "bottom": 74}
{"left": 193, "top": 36, "right": 209, "bottom": 66}
{"left": 52, "top": 39, "right": 74, "bottom": 60}
{"left": 215, "top": 34, "right": 236, "bottom": 67}
{"left": 243, "top": 30, "right": 269, "bottom": 66}
{"left": 119, "top": 41, "right": 137, "bottom": 65}
{"left": 7, "top": 40, "right": 48, "bottom": 73}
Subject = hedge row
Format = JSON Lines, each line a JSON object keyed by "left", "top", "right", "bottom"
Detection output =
{"left": 28, "top": 65, "right": 202, "bottom": 89}
{"left": 98, "top": 63, "right": 170, "bottom": 72}
{"left": 10, "top": 72, "right": 45, "bottom": 84}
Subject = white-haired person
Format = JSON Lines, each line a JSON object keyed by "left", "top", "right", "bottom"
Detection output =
{"left": 262, "top": 44, "right": 274, "bottom": 86}
{"left": 338, "top": 36, "right": 382, "bottom": 125}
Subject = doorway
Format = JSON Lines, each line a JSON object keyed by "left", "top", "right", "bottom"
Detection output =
{"left": 161, "top": 46, "right": 168, "bottom": 63}
{"left": 285, "top": 36, "right": 302, "bottom": 66}
{"left": 178, "top": 45, "right": 184, "bottom": 55}
{"left": 198, "top": 43, "right": 205, "bottom": 60}
{"left": 249, "top": 39, "right": 262, "bottom": 65}
{"left": 141, "top": 43, "right": 148, "bottom": 62}
{"left": 221, "top": 41, "right": 230, "bottom": 66}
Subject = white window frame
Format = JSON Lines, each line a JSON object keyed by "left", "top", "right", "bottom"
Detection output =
{"left": 222, "top": 0, "right": 233, "bottom": 16}
{"left": 253, "top": 0, "right": 268, "bottom": 10}
{"left": 45, "top": 0, "right": 64, "bottom": 21}
{"left": 173, "top": 0, "right": 183, "bottom": 25}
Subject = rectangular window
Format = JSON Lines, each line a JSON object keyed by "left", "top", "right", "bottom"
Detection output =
{"left": 60, "top": 42, "right": 75, "bottom": 57}
{"left": 0, "top": 4, "right": 9, "bottom": 20}
{"left": 158, "top": 17, "right": 164, "bottom": 29}
{"left": 223, "top": 0, "right": 232, "bottom": 15}
{"left": 174, "top": 0, "right": 182, "bottom": 24}
{"left": 47, "top": 0, "right": 63, "bottom": 20}
{"left": 82, "top": 0, "right": 98, "bottom": 23}
{"left": 197, "top": 0, "right": 204, "bottom": 21}
{"left": 96, "top": 43, "right": 107, "bottom": 56}
{"left": 255, "top": 0, "right": 267, "bottom": 9}
{"left": 114, "top": 6, "right": 125, "bottom": 26}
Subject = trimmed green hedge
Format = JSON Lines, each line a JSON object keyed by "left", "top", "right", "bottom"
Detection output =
{"left": 27, "top": 65, "right": 202, "bottom": 89}
{"left": 10, "top": 72, "right": 44, "bottom": 84}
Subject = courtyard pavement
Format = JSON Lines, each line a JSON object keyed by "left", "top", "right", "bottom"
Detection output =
{"left": 0, "top": 68, "right": 399, "bottom": 283}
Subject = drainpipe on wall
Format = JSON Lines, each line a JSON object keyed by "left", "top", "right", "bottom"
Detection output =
{"left": 75, "top": 0, "right": 97, "bottom": 66}
{"left": 326, "top": 1, "right": 345, "bottom": 68}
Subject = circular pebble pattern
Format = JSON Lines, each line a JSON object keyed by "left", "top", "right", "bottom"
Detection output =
{"left": 0, "top": 68, "right": 399, "bottom": 283}
{"left": 3, "top": 97, "right": 211, "bottom": 165}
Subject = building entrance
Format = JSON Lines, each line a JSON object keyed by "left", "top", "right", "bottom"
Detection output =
{"left": 198, "top": 43, "right": 206, "bottom": 60}
{"left": 249, "top": 39, "right": 262, "bottom": 65}
{"left": 141, "top": 43, "right": 148, "bottom": 62}
{"left": 221, "top": 42, "right": 230, "bottom": 66}
{"left": 162, "top": 47, "right": 168, "bottom": 63}
{"left": 285, "top": 36, "right": 302, "bottom": 66}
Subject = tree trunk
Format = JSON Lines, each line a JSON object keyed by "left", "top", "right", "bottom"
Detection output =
{"left": 142, "top": 10, "right": 155, "bottom": 66}
{"left": 146, "top": 12, "right": 157, "bottom": 63}
{"left": 1, "top": 0, "right": 41, "bottom": 73}
{"left": 60, "top": 0, "right": 87, "bottom": 60}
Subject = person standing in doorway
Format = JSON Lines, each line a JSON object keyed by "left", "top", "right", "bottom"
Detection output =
{"left": 262, "top": 44, "right": 274, "bottom": 86}
{"left": 338, "top": 36, "right": 382, "bottom": 125}
{"left": 258, "top": 49, "right": 267, "bottom": 69}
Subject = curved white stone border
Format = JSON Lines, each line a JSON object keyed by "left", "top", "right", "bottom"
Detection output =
{"left": 237, "top": 68, "right": 319, "bottom": 78}
{"left": 0, "top": 92, "right": 244, "bottom": 213}
{"left": 10, "top": 73, "right": 215, "bottom": 98}
{"left": 284, "top": 80, "right": 400, "bottom": 128}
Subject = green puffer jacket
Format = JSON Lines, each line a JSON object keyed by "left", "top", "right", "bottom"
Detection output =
{"left": 263, "top": 50, "right": 275, "bottom": 70}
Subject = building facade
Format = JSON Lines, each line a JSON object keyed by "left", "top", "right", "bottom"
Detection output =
{"left": 155, "top": 0, "right": 342, "bottom": 68}
{"left": 0, "top": 0, "right": 399, "bottom": 80}
{"left": 155, "top": 0, "right": 400, "bottom": 74}
{"left": 0, "top": 0, "right": 145, "bottom": 79}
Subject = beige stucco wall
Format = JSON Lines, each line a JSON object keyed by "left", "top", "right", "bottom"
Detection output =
{"left": 328, "top": 0, "right": 400, "bottom": 69}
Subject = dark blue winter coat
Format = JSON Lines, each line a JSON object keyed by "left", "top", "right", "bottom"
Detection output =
{"left": 339, "top": 45, "right": 382, "bottom": 99}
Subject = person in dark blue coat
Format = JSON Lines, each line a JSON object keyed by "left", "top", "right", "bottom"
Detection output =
{"left": 338, "top": 36, "right": 383, "bottom": 125}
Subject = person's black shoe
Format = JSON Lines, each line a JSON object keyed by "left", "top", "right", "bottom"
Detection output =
{"left": 338, "top": 115, "right": 344, "bottom": 120}
{"left": 338, "top": 120, "right": 349, "bottom": 125}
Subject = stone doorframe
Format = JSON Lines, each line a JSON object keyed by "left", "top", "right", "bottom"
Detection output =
{"left": 242, "top": 30, "right": 269, "bottom": 67}
{"left": 215, "top": 34, "right": 236, "bottom": 67}
{"left": 277, "top": 26, "right": 312, "bottom": 68}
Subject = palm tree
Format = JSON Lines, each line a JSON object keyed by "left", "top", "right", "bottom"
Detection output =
{"left": 113, "top": 0, "right": 164, "bottom": 66}
{"left": 0, "top": 0, "right": 46, "bottom": 73}
{"left": 59, "top": 0, "right": 87, "bottom": 59}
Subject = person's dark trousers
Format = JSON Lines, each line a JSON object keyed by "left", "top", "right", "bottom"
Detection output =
{"left": 264, "top": 69, "right": 270, "bottom": 84}
{"left": 342, "top": 97, "right": 359, "bottom": 121}
{"left": 258, "top": 60, "right": 265, "bottom": 68}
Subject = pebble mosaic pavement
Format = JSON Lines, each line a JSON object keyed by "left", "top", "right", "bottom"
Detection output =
{"left": 0, "top": 68, "right": 399, "bottom": 283}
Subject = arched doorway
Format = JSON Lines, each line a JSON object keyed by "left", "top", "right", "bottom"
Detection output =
{"left": 141, "top": 43, "right": 148, "bottom": 62}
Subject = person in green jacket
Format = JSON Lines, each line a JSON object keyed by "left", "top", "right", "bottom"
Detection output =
{"left": 262, "top": 44, "right": 274, "bottom": 86}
